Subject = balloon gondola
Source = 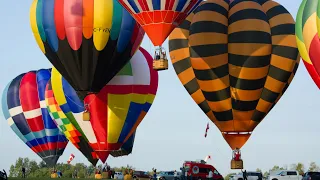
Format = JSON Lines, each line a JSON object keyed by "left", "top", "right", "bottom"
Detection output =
{"left": 169, "top": 0, "right": 300, "bottom": 169}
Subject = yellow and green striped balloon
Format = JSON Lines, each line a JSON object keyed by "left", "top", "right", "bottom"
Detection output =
{"left": 296, "top": 0, "right": 320, "bottom": 88}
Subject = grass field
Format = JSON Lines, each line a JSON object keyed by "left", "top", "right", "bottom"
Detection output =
{"left": 9, "top": 178, "right": 103, "bottom": 180}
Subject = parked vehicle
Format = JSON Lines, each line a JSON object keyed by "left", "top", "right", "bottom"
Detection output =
{"left": 233, "top": 171, "right": 263, "bottom": 180}
{"left": 133, "top": 171, "right": 151, "bottom": 180}
{"left": 268, "top": 170, "right": 302, "bottom": 180}
{"left": 114, "top": 171, "right": 124, "bottom": 179}
{"left": 157, "top": 171, "right": 180, "bottom": 180}
{"left": 182, "top": 160, "right": 223, "bottom": 180}
{"left": 302, "top": 172, "right": 320, "bottom": 180}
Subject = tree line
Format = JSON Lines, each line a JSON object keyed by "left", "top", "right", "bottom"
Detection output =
{"left": 225, "top": 162, "right": 320, "bottom": 180}
{"left": 8, "top": 157, "right": 136, "bottom": 178}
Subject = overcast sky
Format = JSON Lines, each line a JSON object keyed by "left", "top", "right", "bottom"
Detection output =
{"left": 0, "top": 0, "right": 319, "bottom": 176}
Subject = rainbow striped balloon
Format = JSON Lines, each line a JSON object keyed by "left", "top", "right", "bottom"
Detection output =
{"left": 296, "top": 0, "right": 320, "bottom": 88}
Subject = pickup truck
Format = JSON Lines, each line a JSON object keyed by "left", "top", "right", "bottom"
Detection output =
{"left": 268, "top": 170, "right": 302, "bottom": 180}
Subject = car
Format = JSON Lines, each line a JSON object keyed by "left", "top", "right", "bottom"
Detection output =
{"left": 182, "top": 160, "right": 223, "bottom": 180}
{"left": 114, "top": 171, "right": 124, "bottom": 179}
{"left": 157, "top": 171, "right": 180, "bottom": 180}
{"left": 233, "top": 171, "right": 263, "bottom": 180}
{"left": 268, "top": 170, "right": 302, "bottom": 180}
{"left": 302, "top": 172, "right": 320, "bottom": 180}
{"left": 133, "top": 171, "right": 151, "bottom": 180}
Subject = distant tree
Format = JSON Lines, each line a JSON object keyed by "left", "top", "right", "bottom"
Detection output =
{"left": 256, "top": 168, "right": 262, "bottom": 173}
{"left": 308, "top": 162, "right": 319, "bottom": 172}
{"left": 225, "top": 173, "right": 236, "bottom": 180}
{"left": 291, "top": 163, "right": 305, "bottom": 175}
{"left": 27, "top": 160, "right": 39, "bottom": 177}
{"left": 263, "top": 171, "right": 269, "bottom": 178}
{"left": 9, "top": 165, "right": 16, "bottom": 177}
{"left": 38, "top": 161, "right": 46, "bottom": 168}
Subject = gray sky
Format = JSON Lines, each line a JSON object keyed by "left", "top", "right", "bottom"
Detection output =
{"left": 0, "top": 0, "right": 318, "bottom": 176}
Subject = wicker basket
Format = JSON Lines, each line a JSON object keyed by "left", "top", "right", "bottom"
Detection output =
{"left": 83, "top": 111, "right": 90, "bottom": 121}
{"left": 153, "top": 59, "right": 168, "bottom": 71}
{"left": 231, "top": 159, "right": 243, "bottom": 169}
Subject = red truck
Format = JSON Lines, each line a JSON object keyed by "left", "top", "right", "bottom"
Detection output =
{"left": 182, "top": 160, "right": 224, "bottom": 180}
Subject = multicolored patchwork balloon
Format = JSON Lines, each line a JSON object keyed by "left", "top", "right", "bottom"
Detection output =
{"left": 45, "top": 82, "right": 99, "bottom": 166}
{"left": 1, "top": 69, "right": 68, "bottom": 167}
{"left": 30, "top": 0, "right": 145, "bottom": 99}
{"left": 296, "top": 0, "right": 320, "bottom": 88}
{"left": 47, "top": 47, "right": 159, "bottom": 163}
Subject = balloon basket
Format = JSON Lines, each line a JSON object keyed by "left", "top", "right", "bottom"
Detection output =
{"left": 95, "top": 174, "right": 102, "bottom": 179}
{"left": 231, "top": 159, "right": 243, "bottom": 169}
{"left": 51, "top": 173, "right": 58, "bottom": 178}
{"left": 83, "top": 111, "right": 90, "bottom": 121}
{"left": 153, "top": 59, "right": 168, "bottom": 71}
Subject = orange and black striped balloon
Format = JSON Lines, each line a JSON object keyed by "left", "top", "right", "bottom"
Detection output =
{"left": 169, "top": 0, "right": 300, "bottom": 150}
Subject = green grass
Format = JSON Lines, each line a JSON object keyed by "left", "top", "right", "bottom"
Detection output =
{"left": 9, "top": 178, "right": 108, "bottom": 180}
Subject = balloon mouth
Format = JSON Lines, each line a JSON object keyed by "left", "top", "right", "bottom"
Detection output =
{"left": 222, "top": 131, "right": 252, "bottom": 150}
{"left": 76, "top": 90, "right": 98, "bottom": 100}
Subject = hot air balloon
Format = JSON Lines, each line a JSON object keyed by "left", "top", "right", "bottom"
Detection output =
{"left": 169, "top": 0, "right": 300, "bottom": 169}
{"left": 1, "top": 69, "right": 69, "bottom": 167}
{"left": 117, "top": 0, "right": 202, "bottom": 71}
{"left": 295, "top": 0, "right": 320, "bottom": 88}
{"left": 47, "top": 47, "right": 159, "bottom": 163}
{"left": 30, "top": 0, "right": 145, "bottom": 100}
{"left": 45, "top": 77, "right": 99, "bottom": 166}
{"left": 110, "top": 132, "right": 136, "bottom": 157}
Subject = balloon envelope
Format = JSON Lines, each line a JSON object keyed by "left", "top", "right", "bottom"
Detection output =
{"left": 117, "top": 0, "right": 202, "bottom": 46}
{"left": 30, "top": 0, "right": 145, "bottom": 99}
{"left": 2, "top": 69, "right": 68, "bottom": 167}
{"left": 110, "top": 132, "right": 136, "bottom": 157}
{"left": 295, "top": 0, "right": 320, "bottom": 88}
{"left": 48, "top": 47, "right": 158, "bottom": 163}
{"left": 169, "top": 0, "right": 300, "bottom": 149}
{"left": 45, "top": 78, "right": 99, "bottom": 166}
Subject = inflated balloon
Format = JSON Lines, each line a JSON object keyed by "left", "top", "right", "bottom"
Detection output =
{"left": 30, "top": 0, "right": 145, "bottom": 99}
{"left": 48, "top": 47, "right": 159, "bottom": 163}
{"left": 1, "top": 69, "right": 68, "bottom": 167}
{"left": 296, "top": 0, "right": 320, "bottom": 88}
{"left": 45, "top": 80, "right": 99, "bottom": 166}
{"left": 118, "top": 0, "right": 202, "bottom": 46}
{"left": 169, "top": 0, "right": 300, "bottom": 167}
{"left": 110, "top": 132, "right": 135, "bottom": 157}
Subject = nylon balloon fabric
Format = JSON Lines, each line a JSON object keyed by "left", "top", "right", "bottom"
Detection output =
{"left": 296, "top": 0, "right": 320, "bottom": 88}
{"left": 45, "top": 81, "right": 99, "bottom": 166}
{"left": 1, "top": 69, "right": 68, "bottom": 167}
{"left": 110, "top": 132, "right": 135, "bottom": 157}
{"left": 30, "top": 0, "right": 145, "bottom": 99}
{"left": 117, "top": 0, "right": 202, "bottom": 46}
{"left": 48, "top": 47, "right": 158, "bottom": 163}
{"left": 169, "top": 0, "right": 300, "bottom": 150}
